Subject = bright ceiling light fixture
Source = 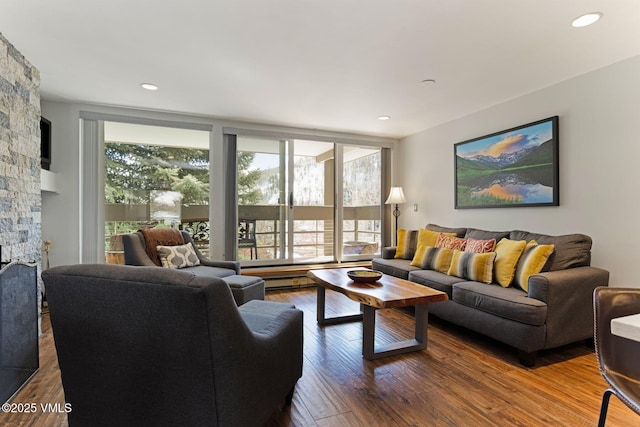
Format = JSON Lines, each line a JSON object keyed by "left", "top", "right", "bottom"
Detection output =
{"left": 572, "top": 12, "right": 603, "bottom": 28}
{"left": 141, "top": 83, "right": 159, "bottom": 91}
{"left": 377, "top": 115, "right": 391, "bottom": 121}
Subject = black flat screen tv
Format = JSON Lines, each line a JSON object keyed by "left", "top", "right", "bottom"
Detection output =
{"left": 40, "top": 117, "right": 51, "bottom": 170}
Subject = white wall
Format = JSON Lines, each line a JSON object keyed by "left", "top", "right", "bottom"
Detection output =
{"left": 397, "top": 54, "right": 640, "bottom": 287}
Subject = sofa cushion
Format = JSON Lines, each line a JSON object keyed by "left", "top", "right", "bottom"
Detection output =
{"left": 395, "top": 229, "right": 420, "bottom": 260}
{"left": 464, "top": 238, "right": 496, "bottom": 253}
{"left": 509, "top": 230, "right": 592, "bottom": 271}
{"left": 425, "top": 224, "right": 467, "bottom": 238}
{"left": 408, "top": 269, "right": 466, "bottom": 299}
{"left": 447, "top": 250, "right": 496, "bottom": 284}
{"left": 514, "top": 241, "right": 555, "bottom": 291}
{"left": 464, "top": 228, "right": 510, "bottom": 242}
{"left": 410, "top": 246, "right": 455, "bottom": 273}
{"left": 494, "top": 238, "right": 527, "bottom": 287}
{"left": 157, "top": 243, "right": 201, "bottom": 269}
{"left": 452, "top": 281, "right": 548, "bottom": 326}
{"left": 372, "top": 258, "right": 420, "bottom": 280}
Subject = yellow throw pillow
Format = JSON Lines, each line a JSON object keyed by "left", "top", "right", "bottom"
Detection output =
{"left": 514, "top": 241, "right": 555, "bottom": 291}
{"left": 416, "top": 228, "right": 454, "bottom": 248}
{"left": 394, "top": 229, "right": 419, "bottom": 260}
{"left": 410, "top": 246, "right": 455, "bottom": 273}
{"left": 447, "top": 250, "right": 496, "bottom": 284}
{"left": 493, "top": 238, "right": 527, "bottom": 287}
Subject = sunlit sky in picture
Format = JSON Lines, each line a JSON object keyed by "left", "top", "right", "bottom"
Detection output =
{"left": 456, "top": 120, "right": 553, "bottom": 159}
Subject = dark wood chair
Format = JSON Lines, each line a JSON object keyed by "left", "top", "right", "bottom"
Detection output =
{"left": 238, "top": 219, "right": 258, "bottom": 259}
{"left": 593, "top": 287, "right": 640, "bottom": 426}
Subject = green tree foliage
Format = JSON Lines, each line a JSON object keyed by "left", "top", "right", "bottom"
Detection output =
{"left": 237, "top": 151, "right": 262, "bottom": 205}
{"left": 105, "top": 143, "right": 263, "bottom": 205}
{"left": 105, "top": 143, "right": 209, "bottom": 204}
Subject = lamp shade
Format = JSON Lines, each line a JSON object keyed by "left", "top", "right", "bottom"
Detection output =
{"left": 385, "top": 187, "right": 406, "bottom": 204}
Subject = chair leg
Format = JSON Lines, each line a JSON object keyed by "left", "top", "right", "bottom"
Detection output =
{"left": 284, "top": 386, "right": 295, "bottom": 406}
{"left": 598, "top": 389, "right": 614, "bottom": 427}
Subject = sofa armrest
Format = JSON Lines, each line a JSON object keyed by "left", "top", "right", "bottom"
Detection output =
{"left": 528, "top": 266, "right": 609, "bottom": 348}
{"left": 381, "top": 247, "right": 397, "bottom": 259}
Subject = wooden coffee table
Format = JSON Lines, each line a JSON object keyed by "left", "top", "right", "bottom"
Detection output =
{"left": 307, "top": 267, "right": 448, "bottom": 360}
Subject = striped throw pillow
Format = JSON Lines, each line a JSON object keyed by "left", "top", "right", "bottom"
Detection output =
{"left": 394, "top": 229, "right": 419, "bottom": 260}
{"left": 514, "top": 241, "right": 555, "bottom": 291}
{"left": 410, "top": 246, "right": 455, "bottom": 273}
{"left": 447, "top": 250, "right": 496, "bottom": 284}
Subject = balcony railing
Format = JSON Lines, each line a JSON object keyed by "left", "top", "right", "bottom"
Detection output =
{"left": 105, "top": 204, "right": 380, "bottom": 263}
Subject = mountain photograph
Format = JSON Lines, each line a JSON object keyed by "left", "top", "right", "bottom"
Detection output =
{"left": 455, "top": 117, "right": 558, "bottom": 208}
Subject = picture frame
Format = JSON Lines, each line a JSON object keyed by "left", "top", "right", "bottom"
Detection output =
{"left": 454, "top": 116, "right": 559, "bottom": 209}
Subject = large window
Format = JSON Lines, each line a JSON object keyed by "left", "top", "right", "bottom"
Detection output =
{"left": 103, "top": 122, "right": 210, "bottom": 263}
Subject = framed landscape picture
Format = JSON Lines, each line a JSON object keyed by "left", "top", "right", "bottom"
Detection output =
{"left": 454, "top": 116, "right": 559, "bottom": 209}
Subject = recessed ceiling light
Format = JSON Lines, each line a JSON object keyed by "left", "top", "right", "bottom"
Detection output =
{"left": 141, "top": 83, "right": 159, "bottom": 91}
{"left": 572, "top": 12, "right": 603, "bottom": 28}
{"left": 420, "top": 79, "right": 436, "bottom": 85}
{"left": 378, "top": 116, "right": 390, "bottom": 121}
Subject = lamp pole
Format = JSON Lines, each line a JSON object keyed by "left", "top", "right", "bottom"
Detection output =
{"left": 385, "top": 187, "right": 406, "bottom": 246}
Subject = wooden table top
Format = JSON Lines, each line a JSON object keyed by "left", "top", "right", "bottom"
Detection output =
{"left": 307, "top": 267, "right": 448, "bottom": 309}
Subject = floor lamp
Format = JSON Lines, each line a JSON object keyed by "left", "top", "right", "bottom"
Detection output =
{"left": 385, "top": 187, "right": 406, "bottom": 246}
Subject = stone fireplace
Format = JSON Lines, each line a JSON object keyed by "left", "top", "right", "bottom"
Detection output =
{"left": 0, "top": 33, "right": 42, "bottom": 266}
{"left": 0, "top": 33, "right": 43, "bottom": 403}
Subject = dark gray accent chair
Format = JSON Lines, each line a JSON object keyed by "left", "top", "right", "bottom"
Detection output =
{"left": 42, "top": 264, "right": 303, "bottom": 427}
{"left": 122, "top": 230, "right": 240, "bottom": 277}
{"left": 594, "top": 287, "right": 640, "bottom": 426}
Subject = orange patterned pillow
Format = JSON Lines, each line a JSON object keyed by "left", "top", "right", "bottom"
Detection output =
{"left": 435, "top": 233, "right": 468, "bottom": 250}
{"left": 465, "top": 238, "right": 496, "bottom": 253}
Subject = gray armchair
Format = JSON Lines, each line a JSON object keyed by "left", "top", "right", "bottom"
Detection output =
{"left": 122, "top": 230, "right": 240, "bottom": 277}
{"left": 42, "top": 264, "right": 303, "bottom": 427}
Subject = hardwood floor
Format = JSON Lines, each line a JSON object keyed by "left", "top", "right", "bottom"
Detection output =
{"left": 2, "top": 288, "right": 638, "bottom": 426}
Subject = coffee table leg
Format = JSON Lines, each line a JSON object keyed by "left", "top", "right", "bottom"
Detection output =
{"left": 415, "top": 303, "right": 427, "bottom": 343}
{"left": 362, "top": 303, "right": 430, "bottom": 360}
{"left": 317, "top": 285, "right": 326, "bottom": 324}
{"left": 362, "top": 305, "right": 376, "bottom": 359}
{"left": 316, "top": 285, "right": 364, "bottom": 326}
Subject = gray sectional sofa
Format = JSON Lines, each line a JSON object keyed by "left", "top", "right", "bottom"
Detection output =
{"left": 372, "top": 224, "right": 610, "bottom": 366}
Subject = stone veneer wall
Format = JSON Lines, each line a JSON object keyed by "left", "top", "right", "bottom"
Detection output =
{"left": 0, "top": 33, "right": 42, "bottom": 273}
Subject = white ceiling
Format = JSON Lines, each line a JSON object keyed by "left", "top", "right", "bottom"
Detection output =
{"left": 2, "top": 0, "right": 640, "bottom": 138}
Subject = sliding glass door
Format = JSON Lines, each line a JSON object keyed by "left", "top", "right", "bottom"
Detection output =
{"left": 236, "top": 137, "right": 335, "bottom": 264}
{"left": 235, "top": 134, "right": 384, "bottom": 265}
{"left": 342, "top": 145, "right": 382, "bottom": 260}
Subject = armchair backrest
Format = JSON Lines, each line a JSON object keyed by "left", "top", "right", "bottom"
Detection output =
{"left": 122, "top": 230, "right": 197, "bottom": 266}
{"left": 594, "top": 287, "right": 640, "bottom": 381}
{"left": 42, "top": 264, "right": 252, "bottom": 426}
